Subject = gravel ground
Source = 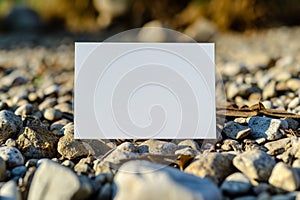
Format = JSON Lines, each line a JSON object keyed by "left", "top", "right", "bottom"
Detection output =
{"left": 0, "top": 26, "right": 299, "bottom": 200}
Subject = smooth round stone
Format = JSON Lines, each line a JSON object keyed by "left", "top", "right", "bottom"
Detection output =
{"left": 0, "top": 146, "right": 24, "bottom": 167}
{"left": 43, "top": 108, "right": 62, "bottom": 121}
{"left": 221, "top": 172, "right": 252, "bottom": 196}
{"left": 11, "top": 166, "right": 27, "bottom": 177}
{"left": 288, "top": 97, "right": 300, "bottom": 109}
{"left": 61, "top": 160, "right": 75, "bottom": 169}
{"left": 44, "top": 85, "right": 59, "bottom": 97}
{"left": 14, "top": 103, "right": 35, "bottom": 116}
{"left": 28, "top": 92, "right": 39, "bottom": 102}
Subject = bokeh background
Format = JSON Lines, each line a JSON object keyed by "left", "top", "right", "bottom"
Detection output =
{"left": 1, "top": 0, "right": 300, "bottom": 43}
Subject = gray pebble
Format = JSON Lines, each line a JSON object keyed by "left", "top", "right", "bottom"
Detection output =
{"left": 221, "top": 172, "right": 252, "bottom": 196}
{"left": 269, "top": 162, "right": 300, "bottom": 192}
{"left": 11, "top": 165, "right": 27, "bottom": 177}
{"left": 233, "top": 150, "right": 276, "bottom": 182}
{"left": 223, "top": 121, "right": 251, "bottom": 140}
{"left": 0, "top": 146, "right": 24, "bottom": 167}
{"left": 43, "top": 108, "right": 62, "bottom": 121}
{"left": 0, "top": 110, "right": 23, "bottom": 143}
{"left": 44, "top": 84, "right": 59, "bottom": 96}
{"left": 248, "top": 116, "right": 287, "bottom": 140}
{"left": 0, "top": 180, "right": 21, "bottom": 200}
{"left": 263, "top": 80, "right": 276, "bottom": 99}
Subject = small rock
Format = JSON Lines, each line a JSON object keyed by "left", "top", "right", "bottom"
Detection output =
{"left": 97, "top": 182, "right": 112, "bottom": 200}
{"left": 221, "top": 172, "right": 252, "bottom": 196}
{"left": 138, "top": 140, "right": 178, "bottom": 154}
{"left": 61, "top": 160, "right": 75, "bottom": 169}
{"left": 221, "top": 139, "right": 242, "bottom": 152}
{"left": 269, "top": 162, "right": 300, "bottom": 192}
{"left": 14, "top": 103, "right": 36, "bottom": 116}
{"left": 0, "top": 146, "right": 24, "bottom": 168}
{"left": 0, "top": 110, "right": 23, "bottom": 143}
{"left": 264, "top": 138, "right": 291, "bottom": 156}
{"left": 222, "top": 121, "right": 251, "bottom": 139}
{"left": 5, "top": 138, "right": 17, "bottom": 147}
{"left": 287, "top": 79, "right": 300, "bottom": 92}
{"left": 0, "top": 180, "right": 21, "bottom": 200}
{"left": 44, "top": 85, "right": 59, "bottom": 97}
{"left": 28, "top": 160, "right": 92, "bottom": 200}
{"left": 114, "top": 160, "right": 222, "bottom": 200}
{"left": 288, "top": 97, "right": 300, "bottom": 109}
{"left": 177, "top": 140, "right": 200, "bottom": 151}
{"left": 175, "top": 147, "right": 200, "bottom": 156}
{"left": 43, "top": 108, "right": 62, "bottom": 121}
{"left": 16, "top": 117, "right": 58, "bottom": 158}
{"left": 248, "top": 116, "right": 287, "bottom": 140}
{"left": 57, "top": 123, "right": 96, "bottom": 159}
{"left": 263, "top": 80, "right": 276, "bottom": 99}
{"left": 185, "top": 153, "right": 234, "bottom": 184}
{"left": 233, "top": 150, "right": 276, "bottom": 182}
{"left": 285, "top": 118, "right": 299, "bottom": 130}
{"left": 137, "top": 20, "right": 166, "bottom": 42}
{"left": 38, "top": 98, "right": 57, "bottom": 110}
{"left": 11, "top": 166, "right": 27, "bottom": 177}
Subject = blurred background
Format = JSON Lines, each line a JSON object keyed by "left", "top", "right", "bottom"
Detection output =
{"left": 1, "top": 0, "right": 300, "bottom": 45}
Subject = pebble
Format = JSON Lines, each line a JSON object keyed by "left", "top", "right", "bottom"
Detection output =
{"left": 114, "top": 160, "right": 222, "bottom": 200}
{"left": 11, "top": 166, "right": 27, "bottom": 177}
{"left": 43, "top": 108, "right": 62, "bottom": 121}
{"left": 222, "top": 121, "right": 251, "bottom": 139}
{"left": 44, "top": 85, "right": 59, "bottom": 97}
{"left": 248, "top": 116, "right": 287, "bottom": 140}
{"left": 28, "top": 160, "right": 92, "bottom": 200}
{"left": 0, "top": 146, "right": 24, "bottom": 168}
{"left": 264, "top": 137, "right": 291, "bottom": 156}
{"left": 38, "top": 98, "right": 57, "bottom": 110}
{"left": 61, "top": 160, "right": 75, "bottom": 169}
{"left": 0, "top": 180, "right": 21, "bottom": 200}
{"left": 263, "top": 80, "right": 276, "bottom": 99}
{"left": 288, "top": 97, "right": 300, "bottom": 109}
{"left": 269, "top": 162, "right": 300, "bottom": 192}
{"left": 221, "top": 139, "right": 242, "bottom": 152}
{"left": 177, "top": 140, "right": 200, "bottom": 151}
{"left": 16, "top": 124, "right": 58, "bottom": 158}
{"left": 233, "top": 150, "right": 276, "bottom": 182}
{"left": 185, "top": 153, "right": 234, "bottom": 184}
{"left": 0, "top": 110, "right": 23, "bottom": 143}
{"left": 101, "top": 142, "right": 139, "bottom": 165}
{"left": 5, "top": 138, "right": 17, "bottom": 147}
{"left": 175, "top": 147, "right": 200, "bottom": 156}
{"left": 14, "top": 103, "right": 36, "bottom": 116}
{"left": 138, "top": 140, "right": 178, "bottom": 154}
{"left": 221, "top": 172, "right": 252, "bottom": 196}
{"left": 287, "top": 79, "right": 300, "bottom": 92}
{"left": 97, "top": 182, "right": 112, "bottom": 200}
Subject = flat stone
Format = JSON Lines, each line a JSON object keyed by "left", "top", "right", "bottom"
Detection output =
{"left": 233, "top": 150, "right": 276, "bottom": 182}
{"left": 0, "top": 146, "right": 24, "bottom": 168}
{"left": 221, "top": 172, "right": 252, "bottom": 196}
{"left": 264, "top": 138, "right": 291, "bottom": 156}
{"left": 221, "top": 139, "right": 242, "bottom": 152}
{"left": 28, "top": 160, "right": 92, "bottom": 200}
{"left": 114, "top": 160, "right": 222, "bottom": 200}
{"left": 223, "top": 121, "right": 251, "bottom": 139}
{"left": 269, "top": 162, "right": 300, "bottom": 192}
{"left": 288, "top": 97, "right": 300, "bottom": 109}
{"left": 185, "top": 152, "right": 234, "bottom": 184}
{"left": 0, "top": 180, "right": 21, "bottom": 200}
{"left": 177, "top": 140, "right": 200, "bottom": 151}
{"left": 0, "top": 110, "right": 23, "bottom": 143}
{"left": 248, "top": 116, "right": 287, "bottom": 140}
